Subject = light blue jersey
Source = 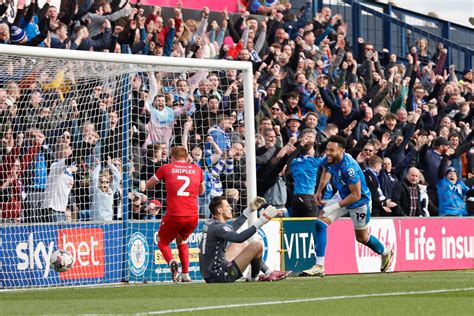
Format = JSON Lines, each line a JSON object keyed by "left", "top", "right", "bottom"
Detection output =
{"left": 290, "top": 156, "right": 322, "bottom": 195}
{"left": 321, "top": 153, "right": 371, "bottom": 209}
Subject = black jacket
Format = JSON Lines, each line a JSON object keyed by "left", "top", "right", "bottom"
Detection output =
{"left": 363, "top": 169, "right": 385, "bottom": 216}
{"left": 378, "top": 170, "right": 399, "bottom": 200}
{"left": 390, "top": 179, "right": 422, "bottom": 216}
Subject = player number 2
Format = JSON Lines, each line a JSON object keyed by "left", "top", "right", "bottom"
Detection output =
{"left": 177, "top": 175, "right": 191, "bottom": 196}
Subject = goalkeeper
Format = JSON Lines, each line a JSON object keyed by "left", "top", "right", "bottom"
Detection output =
{"left": 199, "top": 196, "right": 286, "bottom": 283}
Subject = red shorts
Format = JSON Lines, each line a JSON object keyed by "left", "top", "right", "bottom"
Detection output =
{"left": 158, "top": 217, "right": 198, "bottom": 245}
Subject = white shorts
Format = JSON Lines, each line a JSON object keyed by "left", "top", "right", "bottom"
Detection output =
{"left": 321, "top": 192, "right": 371, "bottom": 230}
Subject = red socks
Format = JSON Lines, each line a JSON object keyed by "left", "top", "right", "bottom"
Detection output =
{"left": 158, "top": 240, "right": 190, "bottom": 273}
{"left": 158, "top": 239, "right": 173, "bottom": 264}
{"left": 177, "top": 243, "right": 189, "bottom": 273}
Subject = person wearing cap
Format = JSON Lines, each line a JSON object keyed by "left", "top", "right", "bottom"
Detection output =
{"left": 460, "top": 69, "right": 472, "bottom": 84}
{"left": 144, "top": 199, "right": 161, "bottom": 220}
{"left": 422, "top": 136, "right": 454, "bottom": 216}
{"left": 281, "top": 114, "right": 302, "bottom": 144}
{"left": 9, "top": 26, "right": 27, "bottom": 45}
{"left": 437, "top": 167, "right": 469, "bottom": 216}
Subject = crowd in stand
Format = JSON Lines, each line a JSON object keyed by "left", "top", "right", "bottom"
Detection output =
{"left": 0, "top": 0, "right": 473, "bottom": 223}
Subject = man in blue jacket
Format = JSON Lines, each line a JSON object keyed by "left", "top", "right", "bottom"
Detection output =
{"left": 437, "top": 167, "right": 469, "bottom": 216}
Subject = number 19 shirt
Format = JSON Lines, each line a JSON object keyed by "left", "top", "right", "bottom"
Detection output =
{"left": 320, "top": 153, "right": 371, "bottom": 209}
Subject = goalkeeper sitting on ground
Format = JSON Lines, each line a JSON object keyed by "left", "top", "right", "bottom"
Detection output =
{"left": 199, "top": 196, "right": 290, "bottom": 283}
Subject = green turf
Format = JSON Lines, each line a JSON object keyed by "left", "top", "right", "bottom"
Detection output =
{"left": 1, "top": 271, "right": 473, "bottom": 315}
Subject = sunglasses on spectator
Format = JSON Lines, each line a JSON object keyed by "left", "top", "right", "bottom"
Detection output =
{"left": 364, "top": 148, "right": 374, "bottom": 152}
{"left": 271, "top": 107, "right": 281, "bottom": 111}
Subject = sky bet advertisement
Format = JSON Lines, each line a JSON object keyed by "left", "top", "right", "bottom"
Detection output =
{"left": 0, "top": 223, "right": 123, "bottom": 288}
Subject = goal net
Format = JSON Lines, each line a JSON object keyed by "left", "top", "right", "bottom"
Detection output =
{"left": 0, "top": 45, "right": 256, "bottom": 289}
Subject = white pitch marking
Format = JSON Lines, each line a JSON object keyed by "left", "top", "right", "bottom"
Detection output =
{"left": 137, "top": 287, "right": 474, "bottom": 315}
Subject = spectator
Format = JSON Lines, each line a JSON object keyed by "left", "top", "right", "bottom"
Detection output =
{"left": 70, "top": 21, "right": 113, "bottom": 51}
{"left": 281, "top": 114, "right": 302, "bottom": 144}
{"left": 128, "top": 191, "right": 146, "bottom": 220}
{"left": 22, "top": 129, "right": 52, "bottom": 223}
{"left": 437, "top": 167, "right": 469, "bottom": 216}
{"left": 144, "top": 199, "right": 162, "bottom": 220}
{"left": 289, "top": 142, "right": 321, "bottom": 217}
{"left": 43, "top": 144, "right": 76, "bottom": 222}
{"left": 378, "top": 157, "right": 399, "bottom": 200}
{"left": 418, "top": 173, "right": 430, "bottom": 217}
{"left": 81, "top": 2, "right": 132, "bottom": 38}
{"left": 140, "top": 144, "right": 166, "bottom": 200}
{"left": 363, "top": 155, "right": 397, "bottom": 216}
{"left": 0, "top": 1, "right": 472, "bottom": 224}
{"left": 145, "top": 93, "right": 175, "bottom": 148}
{"left": 391, "top": 167, "right": 424, "bottom": 216}
{"left": 222, "top": 141, "right": 247, "bottom": 214}
{"left": 0, "top": 158, "right": 22, "bottom": 222}
{"left": 208, "top": 114, "right": 232, "bottom": 152}
{"left": 90, "top": 157, "right": 121, "bottom": 221}
{"left": 422, "top": 136, "right": 455, "bottom": 216}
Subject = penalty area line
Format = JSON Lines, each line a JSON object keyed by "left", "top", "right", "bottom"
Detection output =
{"left": 137, "top": 287, "right": 474, "bottom": 315}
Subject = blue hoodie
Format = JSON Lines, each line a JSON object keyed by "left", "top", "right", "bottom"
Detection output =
{"left": 437, "top": 178, "right": 469, "bottom": 216}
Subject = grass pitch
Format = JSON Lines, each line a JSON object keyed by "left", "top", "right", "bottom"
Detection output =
{"left": 1, "top": 270, "right": 473, "bottom": 315}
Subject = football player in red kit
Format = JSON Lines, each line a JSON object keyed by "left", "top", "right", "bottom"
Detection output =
{"left": 146, "top": 146, "right": 205, "bottom": 282}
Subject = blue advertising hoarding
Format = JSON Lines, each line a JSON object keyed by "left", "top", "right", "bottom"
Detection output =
{"left": 0, "top": 223, "right": 123, "bottom": 288}
{"left": 126, "top": 221, "right": 204, "bottom": 282}
{"left": 282, "top": 219, "right": 317, "bottom": 273}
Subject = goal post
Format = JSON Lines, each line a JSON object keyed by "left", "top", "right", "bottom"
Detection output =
{"left": 0, "top": 45, "right": 256, "bottom": 289}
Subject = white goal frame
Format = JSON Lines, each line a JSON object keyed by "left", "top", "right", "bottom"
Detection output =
{"left": 0, "top": 44, "right": 257, "bottom": 210}
{"left": 0, "top": 45, "right": 257, "bottom": 289}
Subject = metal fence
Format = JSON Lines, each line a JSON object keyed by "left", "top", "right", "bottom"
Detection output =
{"left": 304, "top": 0, "right": 474, "bottom": 70}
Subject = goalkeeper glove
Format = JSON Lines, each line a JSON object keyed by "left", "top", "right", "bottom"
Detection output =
{"left": 254, "top": 205, "right": 279, "bottom": 229}
{"left": 243, "top": 196, "right": 266, "bottom": 218}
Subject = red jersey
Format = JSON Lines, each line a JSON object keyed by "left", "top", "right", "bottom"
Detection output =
{"left": 155, "top": 162, "right": 204, "bottom": 218}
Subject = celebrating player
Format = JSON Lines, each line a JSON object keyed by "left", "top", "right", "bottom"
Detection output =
{"left": 146, "top": 146, "right": 205, "bottom": 282}
{"left": 303, "top": 136, "right": 393, "bottom": 277}
{"left": 199, "top": 196, "right": 289, "bottom": 283}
